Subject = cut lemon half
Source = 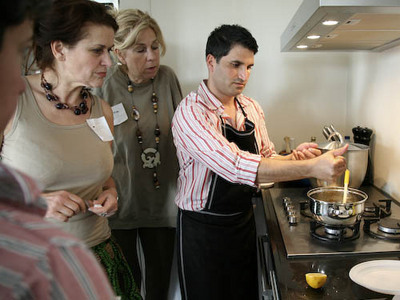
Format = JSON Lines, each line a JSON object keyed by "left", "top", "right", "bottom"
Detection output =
{"left": 306, "top": 273, "right": 327, "bottom": 289}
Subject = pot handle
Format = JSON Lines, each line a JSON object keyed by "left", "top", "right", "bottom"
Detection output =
{"left": 329, "top": 207, "right": 353, "bottom": 218}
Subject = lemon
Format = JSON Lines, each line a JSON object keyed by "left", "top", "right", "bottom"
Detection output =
{"left": 305, "top": 273, "right": 327, "bottom": 289}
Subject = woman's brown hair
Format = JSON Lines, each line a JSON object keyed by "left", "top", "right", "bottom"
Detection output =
{"left": 33, "top": 0, "right": 118, "bottom": 71}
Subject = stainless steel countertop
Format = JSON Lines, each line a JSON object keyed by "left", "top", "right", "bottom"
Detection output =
{"left": 266, "top": 186, "right": 400, "bottom": 258}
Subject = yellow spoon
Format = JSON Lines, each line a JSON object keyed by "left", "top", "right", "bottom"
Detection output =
{"left": 343, "top": 169, "right": 350, "bottom": 203}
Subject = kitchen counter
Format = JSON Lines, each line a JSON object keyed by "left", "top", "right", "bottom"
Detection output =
{"left": 256, "top": 184, "right": 400, "bottom": 300}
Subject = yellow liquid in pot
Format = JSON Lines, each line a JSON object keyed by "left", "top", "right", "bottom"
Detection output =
{"left": 312, "top": 191, "right": 362, "bottom": 203}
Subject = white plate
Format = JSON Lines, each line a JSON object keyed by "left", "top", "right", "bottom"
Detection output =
{"left": 349, "top": 260, "right": 400, "bottom": 295}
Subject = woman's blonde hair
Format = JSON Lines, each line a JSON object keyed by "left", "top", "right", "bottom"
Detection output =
{"left": 113, "top": 9, "right": 166, "bottom": 55}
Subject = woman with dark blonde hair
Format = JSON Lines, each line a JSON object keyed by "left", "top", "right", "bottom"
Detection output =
{"left": 94, "top": 9, "right": 182, "bottom": 300}
{"left": 1, "top": 1, "right": 141, "bottom": 299}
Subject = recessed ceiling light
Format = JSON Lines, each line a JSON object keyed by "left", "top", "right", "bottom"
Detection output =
{"left": 296, "top": 45, "right": 308, "bottom": 49}
{"left": 307, "top": 35, "right": 321, "bottom": 39}
{"left": 322, "top": 20, "right": 339, "bottom": 26}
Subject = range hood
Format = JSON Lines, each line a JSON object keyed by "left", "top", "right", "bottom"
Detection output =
{"left": 281, "top": 0, "right": 400, "bottom": 52}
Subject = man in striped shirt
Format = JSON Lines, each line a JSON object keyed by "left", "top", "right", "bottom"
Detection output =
{"left": 172, "top": 24, "right": 348, "bottom": 299}
{"left": 0, "top": 1, "right": 116, "bottom": 299}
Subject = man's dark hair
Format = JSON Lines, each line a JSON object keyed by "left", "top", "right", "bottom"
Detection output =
{"left": 205, "top": 24, "right": 258, "bottom": 63}
{"left": 0, "top": 0, "right": 50, "bottom": 50}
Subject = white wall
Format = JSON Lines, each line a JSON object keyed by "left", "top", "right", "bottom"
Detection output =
{"left": 120, "top": 0, "right": 400, "bottom": 200}
{"left": 348, "top": 47, "right": 400, "bottom": 200}
{"left": 120, "top": 0, "right": 351, "bottom": 152}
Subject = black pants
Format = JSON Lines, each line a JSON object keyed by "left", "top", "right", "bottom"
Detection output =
{"left": 177, "top": 208, "right": 258, "bottom": 300}
{"left": 112, "top": 227, "right": 175, "bottom": 300}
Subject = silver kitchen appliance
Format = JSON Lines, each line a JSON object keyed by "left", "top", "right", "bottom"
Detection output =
{"left": 281, "top": 0, "right": 400, "bottom": 52}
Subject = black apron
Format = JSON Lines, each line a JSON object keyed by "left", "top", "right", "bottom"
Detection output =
{"left": 177, "top": 99, "right": 259, "bottom": 300}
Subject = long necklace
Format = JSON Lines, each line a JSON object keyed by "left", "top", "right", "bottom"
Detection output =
{"left": 41, "top": 73, "right": 89, "bottom": 115}
{"left": 128, "top": 78, "right": 161, "bottom": 189}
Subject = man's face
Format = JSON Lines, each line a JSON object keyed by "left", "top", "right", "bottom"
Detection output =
{"left": 207, "top": 44, "right": 254, "bottom": 102}
{"left": 0, "top": 19, "right": 32, "bottom": 132}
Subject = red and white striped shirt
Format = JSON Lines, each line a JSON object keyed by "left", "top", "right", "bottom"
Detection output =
{"left": 0, "top": 163, "right": 116, "bottom": 299}
{"left": 172, "top": 80, "right": 276, "bottom": 211}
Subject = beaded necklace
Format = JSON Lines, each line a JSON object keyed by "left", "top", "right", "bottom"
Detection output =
{"left": 41, "top": 74, "right": 89, "bottom": 115}
{"left": 128, "top": 78, "right": 161, "bottom": 189}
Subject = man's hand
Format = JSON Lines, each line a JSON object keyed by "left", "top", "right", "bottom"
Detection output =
{"left": 292, "top": 142, "right": 321, "bottom": 160}
{"left": 311, "top": 144, "right": 349, "bottom": 182}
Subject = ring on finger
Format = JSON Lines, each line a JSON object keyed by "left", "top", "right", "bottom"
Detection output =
{"left": 100, "top": 212, "right": 108, "bottom": 217}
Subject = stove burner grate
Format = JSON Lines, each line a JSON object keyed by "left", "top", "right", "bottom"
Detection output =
{"left": 364, "top": 218, "right": 400, "bottom": 241}
{"left": 310, "top": 220, "right": 360, "bottom": 243}
{"left": 363, "top": 199, "right": 392, "bottom": 220}
{"left": 378, "top": 218, "right": 400, "bottom": 234}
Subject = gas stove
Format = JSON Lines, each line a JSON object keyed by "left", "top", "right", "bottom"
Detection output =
{"left": 269, "top": 186, "right": 400, "bottom": 258}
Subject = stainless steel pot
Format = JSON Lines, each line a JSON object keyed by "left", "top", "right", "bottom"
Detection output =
{"left": 307, "top": 187, "right": 368, "bottom": 226}
{"left": 311, "top": 142, "right": 369, "bottom": 188}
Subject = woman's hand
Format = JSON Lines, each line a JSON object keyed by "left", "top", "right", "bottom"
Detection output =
{"left": 42, "top": 190, "right": 86, "bottom": 222}
{"left": 87, "top": 187, "right": 118, "bottom": 218}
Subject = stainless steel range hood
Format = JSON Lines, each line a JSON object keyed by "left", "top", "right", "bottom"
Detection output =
{"left": 281, "top": 0, "right": 400, "bottom": 52}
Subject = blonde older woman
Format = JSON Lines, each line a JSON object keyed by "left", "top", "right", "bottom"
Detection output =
{"left": 93, "top": 9, "right": 182, "bottom": 300}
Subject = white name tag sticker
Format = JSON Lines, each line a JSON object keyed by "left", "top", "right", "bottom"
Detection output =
{"left": 86, "top": 116, "right": 114, "bottom": 142}
{"left": 112, "top": 103, "right": 128, "bottom": 126}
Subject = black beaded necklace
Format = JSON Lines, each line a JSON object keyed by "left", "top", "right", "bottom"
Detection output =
{"left": 41, "top": 74, "right": 89, "bottom": 115}
{"left": 128, "top": 78, "right": 161, "bottom": 189}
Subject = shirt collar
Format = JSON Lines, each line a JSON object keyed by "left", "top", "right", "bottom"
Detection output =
{"left": 197, "top": 80, "right": 250, "bottom": 113}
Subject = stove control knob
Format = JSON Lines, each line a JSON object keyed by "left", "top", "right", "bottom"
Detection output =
{"left": 284, "top": 202, "right": 293, "bottom": 210}
{"left": 285, "top": 205, "right": 295, "bottom": 214}
{"left": 288, "top": 214, "right": 298, "bottom": 225}
{"left": 284, "top": 200, "right": 292, "bottom": 210}
{"left": 282, "top": 197, "right": 291, "bottom": 205}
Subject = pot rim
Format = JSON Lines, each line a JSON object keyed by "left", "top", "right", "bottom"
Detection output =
{"left": 307, "top": 186, "right": 368, "bottom": 205}
{"left": 317, "top": 142, "right": 369, "bottom": 151}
